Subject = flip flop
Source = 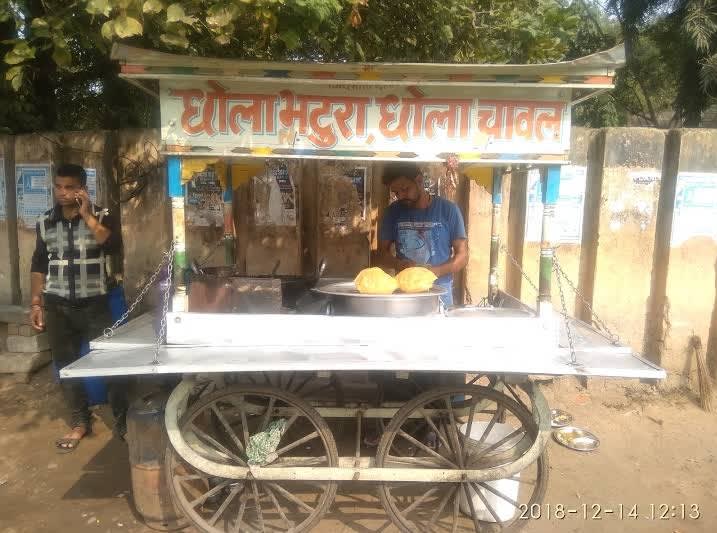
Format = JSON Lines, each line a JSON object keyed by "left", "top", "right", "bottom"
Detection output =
{"left": 55, "top": 427, "right": 90, "bottom": 454}
{"left": 55, "top": 437, "right": 81, "bottom": 453}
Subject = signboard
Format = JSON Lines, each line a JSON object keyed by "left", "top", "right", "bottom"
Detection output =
{"left": 160, "top": 80, "right": 571, "bottom": 162}
{"left": 671, "top": 172, "right": 717, "bottom": 246}
{"left": 186, "top": 168, "right": 224, "bottom": 227}
{"left": 16, "top": 164, "right": 52, "bottom": 229}
{"left": 526, "top": 166, "right": 587, "bottom": 244}
{"left": 0, "top": 158, "right": 5, "bottom": 221}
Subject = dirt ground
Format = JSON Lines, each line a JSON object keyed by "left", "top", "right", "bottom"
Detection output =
{"left": 0, "top": 367, "right": 715, "bottom": 533}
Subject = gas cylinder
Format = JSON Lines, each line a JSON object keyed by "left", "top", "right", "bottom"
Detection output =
{"left": 126, "top": 389, "right": 187, "bottom": 531}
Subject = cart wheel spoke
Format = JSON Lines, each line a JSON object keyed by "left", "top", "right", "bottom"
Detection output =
{"left": 397, "top": 430, "right": 458, "bottom": 468}
{"left": 266, "top": 482, "right": 315, "bottom": 514}
{"left": 189, "top": 422, "right": 246, "bottom": 465}
{"left": 399, "top": 487, "right": 441, "bottom": 518}
{"left": 470, "top": 483, "right": 504, "bottom": 529}
{"left": 275, "top": 431, "right": 319, "bottom": 457}
{"left": 208, "top": 483, "right": 243, "bottom": 526}
{"left": 476, "top": 482, "right": 521, "bottom": 509}
{"left": 377, "top": 384, "right": 549, "bottom": 533}
{"left": 264, "top": 483, "right": 295, "bottom": 529}
{"left": 211, "top": 403, "right": 247, "bottom": 457}
{"left": 250, "top": 480, "right": 266, "bottom": 532}
{"left": 232, "top": 497, "right": 249, "bottom": 533}
{"left": 189, "top": 479, "right": 232, "bottom": 508}
{"left": 462, "top": 483, "right": 483, "bottom": 532}
{"left": 168, "top": 385, "right": 338, "bottom": 533}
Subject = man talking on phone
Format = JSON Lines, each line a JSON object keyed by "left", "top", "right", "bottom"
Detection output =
{"left": 29, "top": 163, "right": 127, "bottom": 452}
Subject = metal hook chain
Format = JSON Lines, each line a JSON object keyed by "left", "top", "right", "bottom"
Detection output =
{"left": 103, "top": 240, "right": 177, "bottom": 363}
{"left": 500, "top": 244, "right": 539, "bottom": 294}
{"left": 553, "top": 261, "right": 577, "bottom": 365}
{"left": 552, "top": 254, "right": 620, "bottom": 345}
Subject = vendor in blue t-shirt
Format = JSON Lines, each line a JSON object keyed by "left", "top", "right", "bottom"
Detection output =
{"left": 377, "top": 162, "right": 469, "bottom": 307}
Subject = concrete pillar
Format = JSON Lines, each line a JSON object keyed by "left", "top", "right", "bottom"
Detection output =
{"left": 0, "top": 135, "right": 21, "bottom": 305}
{"left": 647, "top": 129, "right": 717, "bottom": 381}
{"left": 577, "top": 128, "right": 666, "bottom": 357}
{"left": 14, "top": 134, "right": 61, "bottom": 303}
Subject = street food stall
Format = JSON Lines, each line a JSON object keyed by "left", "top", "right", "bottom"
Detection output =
{"left": 62, "top": 43, "right": 665, "bottom": 532}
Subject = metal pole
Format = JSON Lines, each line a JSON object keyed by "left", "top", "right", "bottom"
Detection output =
{"left": 168, "top": 156, "right": 188, "bottom": 312}
{"left": 223, "top": 165, "right": 236, "bottom": 266}
{"left": 488, "top": 167, "right": 503, "bottom": 304}
{"left": 538, "top": 165, "right": 560, "bottom": 316}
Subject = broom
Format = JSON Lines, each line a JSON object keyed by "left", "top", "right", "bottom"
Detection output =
{"left": 689, "top": 335, "right": 713, "bottom": 412}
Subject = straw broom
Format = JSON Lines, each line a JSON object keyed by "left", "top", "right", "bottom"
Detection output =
{"left": 689, "top": 335, "right": 713, "bottom": 412}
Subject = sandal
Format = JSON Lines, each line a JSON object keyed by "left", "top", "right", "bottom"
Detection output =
{"left": 55, "top": 426, "right": 91, "bottom": 454}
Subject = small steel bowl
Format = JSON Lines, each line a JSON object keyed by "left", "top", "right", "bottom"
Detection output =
{"left": 550, "top": 408, "right": 573, "bottom": 428}
{"left": 552, "top": 426, "right": 600, "bottom": 452}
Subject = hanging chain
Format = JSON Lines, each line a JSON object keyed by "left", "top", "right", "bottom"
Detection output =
{"left": 553, "top": 261, "right": 577, "bottom": 365}
{"left": 552, "top": 255, "right": 620, "bottom": 345}
{"left": 154, "top": 242, "right": 176, "bottom": 364}
{"left": 103, "top": 240, "right": 177, "bottom": 363}
{"left": 500, "top": 244, "right": 539, "bottom": 294}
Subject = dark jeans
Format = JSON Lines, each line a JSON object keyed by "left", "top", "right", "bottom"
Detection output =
{"left": 45, "top": 295, "right": 128, "bottom": 432}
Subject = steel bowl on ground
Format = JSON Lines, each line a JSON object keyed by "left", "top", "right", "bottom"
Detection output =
{"left": 552, "top": 426, "right": 600, "bottom": 451}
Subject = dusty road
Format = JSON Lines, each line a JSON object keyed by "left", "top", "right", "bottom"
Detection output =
{"left": 0, "top": 368, "right": 715, "bottom": 533}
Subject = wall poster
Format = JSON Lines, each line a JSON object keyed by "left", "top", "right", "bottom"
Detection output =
{"left": 671, "top": 172, "right": 717, "bottom": 246}
{"left": 185, "top": 168, "right": 224, "bottom": 227}
{"left": 526, "top": 165, "right": 587, "bottom": 244}
{"left": 16, "top": 164, "right": 52, "bottom": 228}
{"left": 254, "top": 161, "right": 297, "bottom": 226}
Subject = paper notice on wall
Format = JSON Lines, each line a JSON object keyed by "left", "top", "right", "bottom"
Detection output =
{"left": 0, "top": 158, "right": 6, "bottom": 220}
{"left": 526, "top": 166, "right": 587, "bottom": 244}
{"left": 185, "top": 168, "right": 224, "bottom": 227}
{"left": 671, "top": 172, "right": 717, "bottom": 246}
{"left": 254, "top": 162, "right": 297, "bottom": 226}
{"left": 16, "top": 164, "right": 52, "bottom": 228}
{"left": 85, "top": 168, "right": 98, "bottom": 203}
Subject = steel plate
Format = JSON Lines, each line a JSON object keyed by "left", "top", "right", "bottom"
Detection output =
{"left": 314, "top": 281, "right": 446, "bottom": 298}
{"left": 550, "top": 408, "right": 573, "bottom": 428}
{"left": 552, "top": 426, "right": 600, "bottom": 451}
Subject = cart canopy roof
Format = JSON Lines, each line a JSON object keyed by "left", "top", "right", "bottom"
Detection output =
{"left": 112, "top": 44, "right": 625, "bottom": 164}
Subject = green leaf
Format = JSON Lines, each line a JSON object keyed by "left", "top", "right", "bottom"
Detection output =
{"left": 4, "top": 42, "right": 36, "bottom": 65}
{"left": 101, "top": 20, "right": 115, "bottom": 40}
{"left": 160, "top": 32, "right": 189, "bottom": 48}
{"left": 279, "top": 29, "right": 300, "bottom": 50}
{"left": 143, "top": 0, "right": 165, "bottom": 14}
{"left": 206, "top": 5, "right": 239, "bottom": 28}
{"left": 30, "top": 18, "right": 50, "bottom": 36}
{"left": 166, "top": 3, "right": 186, "bottom": 23}
{"left": 214, "top": 33, "right": 231, "bottom": 45}
{"left": 114, "top": 16, "right": 144, "bottom": 38}
{"left": 52, "top": 45, "right": 72, "bottom": 67}
{"left": 5, "top": 65, "right": 23, "bottom": 91}
{"left": 85, "top": 0, "right": 112, "bottom": 17}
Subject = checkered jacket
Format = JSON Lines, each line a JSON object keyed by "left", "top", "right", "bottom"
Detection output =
{"left": 31, "top": 204, "right": 121, "bottom": 301}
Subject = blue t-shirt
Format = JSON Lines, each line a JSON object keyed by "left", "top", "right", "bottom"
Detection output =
{"left": 379, "top": 196, "right": 467, "bottom": 293}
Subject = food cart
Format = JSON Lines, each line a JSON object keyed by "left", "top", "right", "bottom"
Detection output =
{"left": 62, "top": 43, "right": 666, "bottom": 532}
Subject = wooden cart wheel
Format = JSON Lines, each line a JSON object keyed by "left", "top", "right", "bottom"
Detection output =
{"left": 166, "top": 385, "right": 339, "bottom": 533}
{"left": 376, "top": 386, "right": 548, "bottom": 533}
